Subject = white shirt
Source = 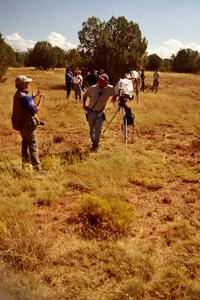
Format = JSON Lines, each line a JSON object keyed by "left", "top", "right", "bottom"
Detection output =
{"left": 153, "top": 72, "right": 160, "bottom": 80}
{"left": 73, "top": 74, "right": 83, "bottom": 84}
{"left": 131, "top": 70, "right": 139, "bottom": 79}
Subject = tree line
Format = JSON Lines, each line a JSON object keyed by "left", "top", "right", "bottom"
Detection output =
{"left": 1, "top": 16, "right": 200, "bottom": 81}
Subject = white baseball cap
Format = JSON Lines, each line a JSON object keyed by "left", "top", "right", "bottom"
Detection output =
{"left": 98, "top": 73, "right": 109, "bottom": 81}
{"left": 15, "top": 75, "right": 32, "bottom": 85}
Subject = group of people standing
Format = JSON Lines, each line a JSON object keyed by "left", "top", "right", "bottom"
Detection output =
{"left": 65, "top": 68, "right": 108, "bottom": 100}
{"left": 65, "top": 69, "right": 83, "bottom": 100}
{"left": 124, "top": 68, "right": 160, "bottom": 93}
{"left": 12, "top": 67, "right": 161, "bottom": 173}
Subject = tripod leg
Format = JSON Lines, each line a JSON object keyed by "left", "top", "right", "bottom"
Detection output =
{"left": 131, "top": 124, "right": 134, "bottom": 143}
{"left": 122, "top": 112, "right": 128, "bottom": 154}
{"left": 102, "top": 107, "right": 120, "bottom": 134}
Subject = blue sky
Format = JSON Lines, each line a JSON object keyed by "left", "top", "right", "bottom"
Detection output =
{"left": 0, "top": 0, "right": 200, "bottom": 58}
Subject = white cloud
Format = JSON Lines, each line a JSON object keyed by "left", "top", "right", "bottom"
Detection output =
{"left": 4, "top": 32, "right": 76, "bottom": 52}
{"left": 4, "top": 33, "right": 200, "bottom": 59}
{"left": 48, "top": 32, "right": 76, "bottom": 50}
{"left": 148, "top": 39, "right": 200, "bottom": 59}
{"left": 5, "top": 33, "right": 36, "bottom": 51}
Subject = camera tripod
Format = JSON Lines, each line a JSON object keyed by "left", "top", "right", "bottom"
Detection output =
{"left": 103, "top": 95, "right": 140, "bottom": 153}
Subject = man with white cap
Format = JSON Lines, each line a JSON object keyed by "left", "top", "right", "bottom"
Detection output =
{"left": 12, "top": 75, "right": 44, "bottom": 172}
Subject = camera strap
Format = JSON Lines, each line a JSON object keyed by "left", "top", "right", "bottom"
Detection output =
{"left": 89, "top": 90, "right": 103, "bottom": 111}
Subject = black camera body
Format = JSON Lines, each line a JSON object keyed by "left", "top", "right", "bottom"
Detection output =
{"left": 119, "top": 94, "right": 133, "bottom": 108}
{"left": 38, "top": 120, "right": 45, "bottom": 126}
{"left": 119, "top": 94, "right": 135, "bottom": 126}
{"left": 119, "top": 94, "right": 128, "bottom": 108}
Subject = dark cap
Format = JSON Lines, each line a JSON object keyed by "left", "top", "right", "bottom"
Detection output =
{"left": 98, "top": 73, "right": 109, "bottom": 82}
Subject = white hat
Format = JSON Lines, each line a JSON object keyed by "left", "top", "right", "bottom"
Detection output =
{"left": 98, "top": 73, "right": 109, "bottom": 81}
{"left": 15, "top": 75, "right": 32, "bottom": 85}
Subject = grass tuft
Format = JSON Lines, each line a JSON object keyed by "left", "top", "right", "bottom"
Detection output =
{"left": 0, "top": 201, "right": 47, "bottom": 271}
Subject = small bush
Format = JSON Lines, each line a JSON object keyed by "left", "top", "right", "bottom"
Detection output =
{"left": 53, "top": 134, "right": 64, "bottom": 143}
{"left": 78, "top": 195, "right": 134, "bottom": 239}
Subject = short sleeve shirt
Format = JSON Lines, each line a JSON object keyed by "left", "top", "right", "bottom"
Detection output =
{"left": 65, "top": 73, "right": 72, "bottom": 83}
{"left": 21, "top": 93, "right": 37, "bottom": 113}
{"left": 153, "top": 72, "right": 160, "bottom": 80}
{"left": 84, "top": 84, "right": 115, "bottom": 111}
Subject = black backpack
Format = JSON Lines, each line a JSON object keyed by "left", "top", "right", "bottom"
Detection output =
{"left": 11, "top": 91, "right": 24, "bottom": 131}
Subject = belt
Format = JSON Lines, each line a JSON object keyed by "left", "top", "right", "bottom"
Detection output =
{"left": 89, "top": 110, "right": 103, "bottom": 113}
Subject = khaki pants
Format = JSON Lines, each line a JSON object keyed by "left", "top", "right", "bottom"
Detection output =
{"left": 152, "top": 79, "right": 159, "bottom": 92}
{"left": 20, "top": 128, "right": 41, "bottom": 171}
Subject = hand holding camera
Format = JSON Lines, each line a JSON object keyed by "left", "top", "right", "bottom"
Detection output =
{"left": 32, "top": 90, "right": 44, "bottom": 98}
{"left": 38, "top": 91, "right": 44, "bottom": 98}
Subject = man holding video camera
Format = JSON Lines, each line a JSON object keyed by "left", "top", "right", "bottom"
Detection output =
{"left": 12, "top": 75, "right": 44, "bottom": 172}
{"left": 83, "top": 73, "right": 117, "bottom": 152}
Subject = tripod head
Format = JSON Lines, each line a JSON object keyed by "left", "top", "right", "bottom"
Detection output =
{"left": 113, "top": 94, "right": 134, "bottom": 126}
{"left": 118, "top": 94, "right": 133, "bottom": 109}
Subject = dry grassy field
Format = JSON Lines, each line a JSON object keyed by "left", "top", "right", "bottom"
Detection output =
{"left": 0, "top": 68, "right": 200, "bottom": 299}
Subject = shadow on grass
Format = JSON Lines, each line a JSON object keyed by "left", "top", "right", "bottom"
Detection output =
{"left": 51, "top": 84, "right": 66, "bottom": 90}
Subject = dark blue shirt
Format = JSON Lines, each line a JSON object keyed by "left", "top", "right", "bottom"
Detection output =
{"left": 65, "top": 73, "right": 72, "bottom": 83}
{"left": 21, "top": 91, "right": 37, "bottom": 113}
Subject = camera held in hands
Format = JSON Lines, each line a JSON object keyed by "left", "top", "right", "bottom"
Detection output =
{"left": 31, "top": 116, "right": 45, "bottom": 127}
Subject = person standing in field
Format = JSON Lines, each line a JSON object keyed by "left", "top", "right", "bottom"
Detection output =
{"left": 152, "top": 69, "right": 160, "bottom": 92}
{"left": 73, "top": 70, "right": 83, "bottom": 101}
{"left": 65, "top": 68, "right": 73, "bottom": 99}
{"left": 12, "top": 75, "right": 44, "bottom": 172}
{"left": 83, "top": 73, "right": 117, "bottom": 152}
{"left": 140, "top": 69, "right": 145, "bottom": 92}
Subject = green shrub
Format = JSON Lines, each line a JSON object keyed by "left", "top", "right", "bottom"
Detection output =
{"left": 78, "top": 195, "right": 134, "bottom": 239}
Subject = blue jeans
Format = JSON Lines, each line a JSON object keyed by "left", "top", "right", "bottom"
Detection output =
{"left": 87, "top": 111, "right": 104, "bottom": 148}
